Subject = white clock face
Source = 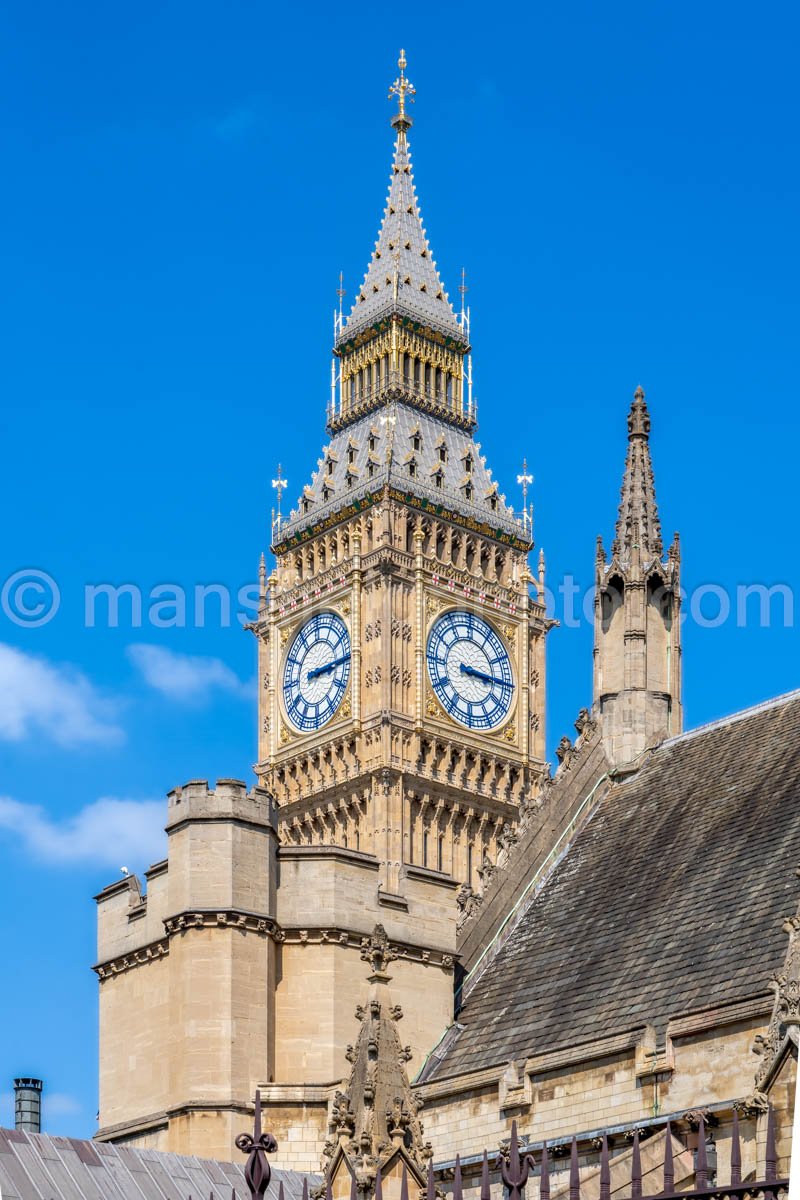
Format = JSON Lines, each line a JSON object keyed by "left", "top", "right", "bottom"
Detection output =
{"left": 427, "top": 611, "right": 514, "bottom": 730}
{"left": 283, "top": 612, "right": 351, "bottom": 732}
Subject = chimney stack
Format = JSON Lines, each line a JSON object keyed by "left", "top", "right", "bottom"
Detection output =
{"left": 14, "top": 1078, "right": 43, "bottom": 1133}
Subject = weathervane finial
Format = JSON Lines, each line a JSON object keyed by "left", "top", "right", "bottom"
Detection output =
{"left": 388, "top": 49, "right": 415, "bottom": 130}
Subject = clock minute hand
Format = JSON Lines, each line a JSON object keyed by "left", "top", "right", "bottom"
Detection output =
{"left": 307, "top": 653, "right": 350, "bottom": 681}
{"left": 460, "top": 663, "right": 512, "bottom": 689}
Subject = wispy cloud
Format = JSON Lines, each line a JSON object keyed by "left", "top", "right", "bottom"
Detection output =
{"left": 212, "top": 105, "right": 258, "bottom": 143}
{"left": 0, "top": 643, "right": 123, "bottom": 747}
{"left": 127, "top": 643, "right": 250, "bottom": 705}
{"left": 0, "top": 795, "right": 165, "bottom": 868}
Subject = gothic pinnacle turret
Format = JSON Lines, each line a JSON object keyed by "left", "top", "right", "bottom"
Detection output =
{"left": 593, "top": 388, "right": 682, "bottom": 766}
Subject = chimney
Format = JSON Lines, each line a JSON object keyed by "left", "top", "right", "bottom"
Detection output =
{"left": 14, "top": 1078, "right": 43, "bottom": 1133}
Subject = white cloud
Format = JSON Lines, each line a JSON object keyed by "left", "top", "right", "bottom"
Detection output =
{"left": 0, "top": 794, "right": 165, "bottom": 868}
{"left": 127, "top": 643, "right": 250, "bottom": 705}
{"left": 0, "top": 643, "right": 123, "bottom": 747}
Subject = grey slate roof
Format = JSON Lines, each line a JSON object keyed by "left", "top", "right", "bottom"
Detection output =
{"left": 0, "top": 1126, "right": 314, "bottom": 1200}
{"left": 424, "top": 689, "right": 800, "bottom": 1082}
{"left": 337, "top": 128, "right": 463, "bottom": 346}
{"left": 279, "top": 401, "right": 526, "bottom": 544}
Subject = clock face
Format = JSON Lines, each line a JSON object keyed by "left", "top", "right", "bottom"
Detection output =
{"left": 283, "top": 612, "right": 351, "bottom": 732}
{"left": 427, "top": 610, "right": 514, "bottom": 730}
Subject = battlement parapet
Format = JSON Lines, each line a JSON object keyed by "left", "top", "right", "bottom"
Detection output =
{"left": 166, "top": 778, "right": 277, "bottom": 832}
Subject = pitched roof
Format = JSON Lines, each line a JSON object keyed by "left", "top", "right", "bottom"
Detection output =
{"left": 0, "top": 1126, "right": 313, "bottom": 1200}
{"left": 278, "top": 401, "right": 526, "bottom": 545}
{"left": 424, "top": 689, "right": 800, "bottom": 1082}
{"left": 337, "top": 126, "right": 463, "bottom": 347}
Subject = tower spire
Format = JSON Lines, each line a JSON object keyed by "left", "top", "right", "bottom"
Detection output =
{"left": 612, "top": 386, "right": 663, "bottom": 562}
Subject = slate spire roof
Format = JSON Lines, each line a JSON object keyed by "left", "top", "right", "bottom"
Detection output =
{"left": 337, "top": 84, "right": 463, "bottom": 347}
{"left": 612, "top": 386, "right": 663, "bottom": 561}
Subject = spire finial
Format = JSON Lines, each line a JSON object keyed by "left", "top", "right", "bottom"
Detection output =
{"left": 628, "top": 385, "right": 650, "bottom": 438}
{"left": 388, "top": 49, "right": 415, "bottom": 130}
{"left": 517, "top": 458, "right": 534, "bottom": 535}
{"left": 271, "top": 464, "right": 288, "bottom": 541}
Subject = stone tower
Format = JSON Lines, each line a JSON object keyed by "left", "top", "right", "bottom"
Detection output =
{"left": 254, "top": 52, "right": 549, "bottom": 885}
{"left": 593, "top": 387, "right": 682, "bottom": 766}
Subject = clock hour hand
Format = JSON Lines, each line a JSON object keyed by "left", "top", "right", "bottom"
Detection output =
{"left": 307, "top": 653, "right": 350, "bottom": 681}
{"left": 459, "top": 663, "right": 512, "bottom": 689}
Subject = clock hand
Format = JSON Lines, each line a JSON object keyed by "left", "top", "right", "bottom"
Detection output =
{"left": 306, "top": 653, "right": 351, "bottom": 681}
{"left": 459, "top": 663, "right": 513, "bottom": 689}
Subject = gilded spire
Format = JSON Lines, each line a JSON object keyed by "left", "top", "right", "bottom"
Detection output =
{"left": 611, "top": 386, "right": 663, "bottom": 560}
{"left": 337, "top": 51, "right": 462, "bottom": 349}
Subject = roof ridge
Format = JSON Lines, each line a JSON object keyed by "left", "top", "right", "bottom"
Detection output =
{"left": 662, "top": 686, "right": 800, "bottom": 747}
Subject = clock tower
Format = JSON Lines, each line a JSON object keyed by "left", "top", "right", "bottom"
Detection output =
{"left": 253, "top": 52, "right": 550, "bottom": 895}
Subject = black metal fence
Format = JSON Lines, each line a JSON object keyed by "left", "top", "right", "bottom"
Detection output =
{"left": 231, "top": 1093, "right": 788, "bottom": 1200}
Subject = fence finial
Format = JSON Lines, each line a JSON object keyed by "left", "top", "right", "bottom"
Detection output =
{"left": 235, "top": 1090, "right": 278, "bottom": 1200}
{"left": 453, "top": 1156, "right": 463, "bottom": 1200}
{"left": 569, "top": 1138, "right": 580, "bottom": 1200}
{"left": 631, "top": 1131, "right": 642, "bottom": 1200}
{"left": 427, "top": 1161, "right": 436, "bottom": 1200}
{"left": 765, "top": 1104, "right": 777, "bottom": 1197}
{"left": 695, "top": 1118, "right": 708, "bottom": 1189}
{"left": 480, "top": 1151, "right": 491, "bottom": 1200}
{"left": 540, "top": 1143, "right": 550, "bottom": 1200}
{"left": 497, "top": 1121, "right": 535, "bottom": 1200}
{"left": 731, "top": 1111, "right": 742, "bottom": 1186}
{"left": 599, "top": 1135, "right": 610, "bottom": 1200}
{"left": 663, "top": 1122, "right": 674, "bottom": 1194}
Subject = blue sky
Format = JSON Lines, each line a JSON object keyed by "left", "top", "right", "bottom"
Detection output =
{"left": 1, "top": 0, "right": 798, "bottom": 1139}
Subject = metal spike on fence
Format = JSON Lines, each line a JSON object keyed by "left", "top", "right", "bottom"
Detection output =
{"left": 695, "top": 1118, "right": 708, "bottom": 1190}
{"left": 765, "top": 1104, "right": 777, "bottom": 1196}
{"left": 663, "top": 1122, "right": 674, "bottom": 1194}
{"left": 539, "top": 1143, "right": 550, "bottom": 1200}
{"left": 375, "top": 1167, "right": 384, "bottom": 1200}
{"left": 427, "top": 1160, "right": 436, "bottom": 1200}
{"left": 327, "top": 1174, "right": 334, "bottom": 1200}
{"left": 401, "top": 1165, "right": 410, "bottom": 1200}
{"left": 631, "top": 1131, "right": 642, "bottom": 1200}
{"left": 497, "top": 1121, "right": 535, "bottom": 1200}
{"left": 279, "top": 1184, "right": 285, "bottom": 1200}
{"left": 480, "top": 1150, "right": 491, "bottom": 1200}
{"left": 569, "top": 1138, "right": 580, "bottom": 1200}
{"left": 235, "top": 1089, "right": 278, "bottom": 1200}
{"left": 599, "top": 1136, "right": 610, "bottom": 1200}
{"left": 349, "top": 1170, "right": 357, "bottom": 1200}
{"left": 453, "top": 1156, "right": 463, "bottom": 1200}
{"left": 731, "top": 1111, "right": 741, "bottom": 1187}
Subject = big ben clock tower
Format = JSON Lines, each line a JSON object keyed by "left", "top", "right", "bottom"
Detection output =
{"left": 253, "top": 52, "right": 550, "bottom": 897}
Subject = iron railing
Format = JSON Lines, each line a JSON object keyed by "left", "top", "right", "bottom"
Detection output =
{"left": 228, "top": 1094, "right": 788, "bottom": 1200}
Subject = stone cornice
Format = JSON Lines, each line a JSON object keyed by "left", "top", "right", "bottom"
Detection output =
{"left": 164, "top": 908, "right": 278, "bottom": 936}
{"left": 95, "top": 910, "right": 456, "bottom": 978}
{"left": 93, "top": 937, "right": 169, "bottom": 979}
{"left": 278, "top": 925, "right": 455, "bottom": 971}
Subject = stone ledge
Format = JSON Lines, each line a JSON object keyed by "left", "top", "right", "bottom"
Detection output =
{"left": 404, "top": 863, "right": 459, "bottom": 890}
{"left": 278, "top": 845, "right": 380, "bottom": 869}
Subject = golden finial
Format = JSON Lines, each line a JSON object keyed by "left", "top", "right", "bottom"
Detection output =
{"left": 388, "top": 48, "right": 415, "bottom": 129}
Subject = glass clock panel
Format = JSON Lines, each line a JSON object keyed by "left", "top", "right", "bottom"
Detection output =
{"left": 426, "top": 610, "right": 514, "bottom": 730}
{"left": 283, "top": 611, "right": 351, "bottom": 732}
